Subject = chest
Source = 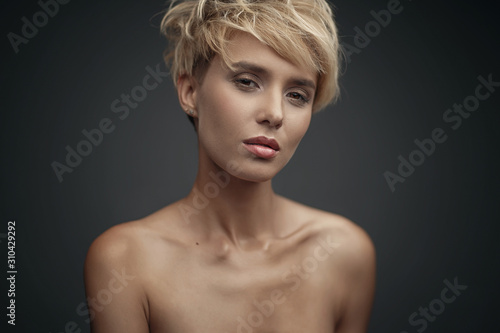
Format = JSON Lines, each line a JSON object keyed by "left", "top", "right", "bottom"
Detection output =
{"left": 146, "top": 251, "right": 340, "bottom": 332}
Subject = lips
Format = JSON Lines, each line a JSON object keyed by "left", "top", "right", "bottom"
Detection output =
{"left": 243, "top": 136, "right": 280, "bottom": 159}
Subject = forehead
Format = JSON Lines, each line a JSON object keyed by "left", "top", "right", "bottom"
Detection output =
{"left": 215, "top": 32, "right": 317, "bottom": 83}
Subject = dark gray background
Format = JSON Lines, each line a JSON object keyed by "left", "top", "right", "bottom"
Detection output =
{"left": 1, "top": 0, "right": 499, "bottom": 332}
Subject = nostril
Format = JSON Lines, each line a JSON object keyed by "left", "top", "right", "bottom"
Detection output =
{"left": 256, "top": 103, "right": 284, "bottom": 128}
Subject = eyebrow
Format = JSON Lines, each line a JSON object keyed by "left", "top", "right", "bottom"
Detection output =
{"left": 231, "top": 61, "right": 317, "bottom": 90}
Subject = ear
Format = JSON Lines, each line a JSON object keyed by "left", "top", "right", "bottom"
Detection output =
{"left": 177, "top": 74, "right": 198, "bottom": 116}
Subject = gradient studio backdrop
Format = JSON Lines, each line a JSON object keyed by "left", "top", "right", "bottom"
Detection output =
{"left": 1, "top": 0, "right": 499, "bottom": 332}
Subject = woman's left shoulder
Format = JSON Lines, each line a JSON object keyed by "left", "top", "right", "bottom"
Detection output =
{"left": 283, "top": 197, "right": 375, "bottom": 260}
{"left": 314, "top": 210, "right": 376, "bottom": 276}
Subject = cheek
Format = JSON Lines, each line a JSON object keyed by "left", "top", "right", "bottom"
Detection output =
{"left": 196, "top": 86, "right": 250, "bottom": 159}
{"left": 287, "top": 113, "right": 312, "bottom": 148}
{"left": 198, "top": 86, "right": 254, "bottom": 138}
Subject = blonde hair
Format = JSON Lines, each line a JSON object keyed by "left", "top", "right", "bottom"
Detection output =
{"left": 160, "top": 0, "right": 341, "bottom": 112}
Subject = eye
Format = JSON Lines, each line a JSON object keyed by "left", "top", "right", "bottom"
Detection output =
{"left": 286, "top": 91, "right": 310, "bottom": 106}
{"left": 233, "top": 75, "right": 259, "bottom": 90}
{"left": 288, "top": 92, "right": 305, "bottom": 100}
{"left": 236, "top": 78, "right": 255, "bottom": 86}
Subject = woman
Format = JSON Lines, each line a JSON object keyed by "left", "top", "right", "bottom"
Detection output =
{"left": 84, "top": 0, "right": 376, "bottom": 332}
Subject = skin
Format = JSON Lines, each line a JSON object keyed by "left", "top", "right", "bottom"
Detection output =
{"left": 84, "top": 32, "right": 376, "bottom": 333}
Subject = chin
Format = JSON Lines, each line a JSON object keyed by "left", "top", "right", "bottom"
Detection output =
{"left": 234, "top": 171, "right": 276, "bottom": 183}
{"left": 227, "top": 158, "right": 288, "bottom": 183}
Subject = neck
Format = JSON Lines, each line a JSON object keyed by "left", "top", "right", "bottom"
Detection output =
{"left": 180, "top": 153, "right": 283, "bottom": 246}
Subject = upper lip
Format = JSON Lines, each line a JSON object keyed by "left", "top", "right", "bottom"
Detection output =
{"left": 243, "top": 136, "right": 280, "bottom": 151}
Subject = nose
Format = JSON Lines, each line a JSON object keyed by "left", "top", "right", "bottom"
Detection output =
{"left": 256, "top": 89, "right": 284, "bottom": 129}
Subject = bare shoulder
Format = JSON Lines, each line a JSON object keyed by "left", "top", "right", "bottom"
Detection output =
{"left": 83, "top": 204, "right": 188, "bottom": 330}
{"left": 281, "top": 196, "right": 376, "bottom": 272}
{"left": 316, "top": 209, "right": 375, "bottom": 263}
{"left": 83, "top": 219, "right": 152, "bottom": 308}
{"left": 285, "top": 198, "right": 376, "bottom": 326}
{"left": 85, "top": 221, "right": 146, "bottom": 270}
{"left": 85, "top": 204, "right": 187, "bottom": 271}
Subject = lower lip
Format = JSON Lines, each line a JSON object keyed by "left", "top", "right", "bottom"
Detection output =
{"left": 243, "top": 143, "right": 279, "bottom": 159}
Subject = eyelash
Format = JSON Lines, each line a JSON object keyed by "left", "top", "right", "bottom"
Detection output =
{"left": 287, "top": 91, "right": 310, "bottom": 106}
{"left": 234, "top": 78, "right": 257, "bottom": 89}
{"left": 233, "top": 75, "right": 311, "bottom": 106}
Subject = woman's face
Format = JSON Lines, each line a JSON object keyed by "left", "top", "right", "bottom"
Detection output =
{"left": 193, "top": 32, "right": 317, "bottom": 182}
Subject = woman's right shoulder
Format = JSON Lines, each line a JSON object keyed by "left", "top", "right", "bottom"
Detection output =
{"left": 85, "top": 204, "right": 189, "bottom": 268}
{"left": 85, "top": 221, "right": 147, "bottom": 270}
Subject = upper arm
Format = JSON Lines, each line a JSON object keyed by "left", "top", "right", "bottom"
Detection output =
{"left": 335, "top": 224, "right": 376, "bottom": 333}
{"left": 84, "top": 225, "right": 150, "bottom": 333}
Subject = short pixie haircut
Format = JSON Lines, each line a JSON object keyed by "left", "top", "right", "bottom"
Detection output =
{"left": 160, "top": 0, "right": 341, "bottom": 113}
